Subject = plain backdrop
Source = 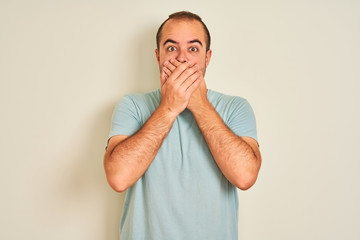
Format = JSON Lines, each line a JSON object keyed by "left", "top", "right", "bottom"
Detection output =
{"left": 1, "top": 0, "right": 359, "bottom": 239}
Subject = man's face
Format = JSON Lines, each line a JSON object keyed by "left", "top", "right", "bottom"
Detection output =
{"left": 155, "top": 19, "right": 212, "bottom": 76}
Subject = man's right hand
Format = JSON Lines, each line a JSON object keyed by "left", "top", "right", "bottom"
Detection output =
{"left": 104, "top": 60, "right": 201, "bottom": 192}
{"left": 159, "top": 60, "right": 200, "bottom": 116}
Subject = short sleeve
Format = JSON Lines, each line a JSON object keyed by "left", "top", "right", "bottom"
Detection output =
{"left": 227, "top": 98, "right": 258, "bottom": 142}
{"left": 108, "top": 95, "right": 142, "bottom": 139}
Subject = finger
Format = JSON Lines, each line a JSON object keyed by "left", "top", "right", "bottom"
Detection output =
{"left": 185, "top": 73, "right": 201, "bottom": 94}
{"left": 169, "top": 58, "right": 184, "bottom": 68}
{"left": 167, "top": 61, "right": 193, "bottom": 82}
{"left": 162, "top": 66, "right": 172, "bottom": 77}
{"left": 180, "top": 70, "right": 201, "bottom": 90}
{"left": 170, "top": 59, "right": 195, "bottom": 72}
{"left": 164, "top": 60, "right": 176, "bottom": 73}
{"left": 176, "top": 64, "right": 199, "bottom": 85}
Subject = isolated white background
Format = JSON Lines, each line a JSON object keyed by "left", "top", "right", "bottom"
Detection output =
{"left": 1, "top": 0, "right": 359, "bottom": 239}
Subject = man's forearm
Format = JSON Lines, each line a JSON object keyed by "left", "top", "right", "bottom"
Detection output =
{"left": 104, "top": 105, "right": 177, "bottom": 192}
{"left": 190, "top": 100, "right": 261, "bottom": 190}
{"left": 105, "top": 61, "right": 201, "bottom": 192}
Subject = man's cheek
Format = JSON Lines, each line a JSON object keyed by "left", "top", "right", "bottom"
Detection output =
{"left": 160, "top": 53, "right": 172, "bottom": 62}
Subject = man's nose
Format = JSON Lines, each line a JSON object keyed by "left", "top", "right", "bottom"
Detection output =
{"left": 176, "top": 49, "right": 188, "bottom": 63}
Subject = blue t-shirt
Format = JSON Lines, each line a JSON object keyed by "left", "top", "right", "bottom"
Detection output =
{"left": 109, "top": 89, "right": 257, "bottom": 240}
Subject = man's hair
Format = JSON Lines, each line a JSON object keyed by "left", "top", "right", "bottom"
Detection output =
{"left": 156, "top": 11, "right": 211, "bottom": 51}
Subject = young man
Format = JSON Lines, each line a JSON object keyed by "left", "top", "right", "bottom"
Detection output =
{"left": 104, "top": 11, "right": 261, "bottom": 240}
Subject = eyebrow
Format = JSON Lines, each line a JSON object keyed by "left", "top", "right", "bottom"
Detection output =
{"left": 163, "top": 39, "right": 177, "bottom": 46}
{"left": 163, "top": 39, "right": 203, "bottom": 47}
{"left": 189, "top": 39, "right": 203, "bottom": 46}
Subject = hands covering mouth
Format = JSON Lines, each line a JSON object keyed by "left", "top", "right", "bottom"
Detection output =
{"left": 159, "top": 59, "right": 208, "bottom": 115}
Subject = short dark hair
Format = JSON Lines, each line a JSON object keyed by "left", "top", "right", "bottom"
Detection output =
{"left": 156, "top": 11, "right": 211, "bottom": 51}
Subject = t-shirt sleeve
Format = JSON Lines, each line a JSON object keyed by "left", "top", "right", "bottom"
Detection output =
{"left": 227, "top": 98, "right": 258, "bottom": 142}
{"left": 108, "top": 95, "right": 142, "bottom": 139}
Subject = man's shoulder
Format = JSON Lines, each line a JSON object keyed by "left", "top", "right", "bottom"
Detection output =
{"left": 122, "top": 89, "right": 161, "bottom": 106}
{"left": 125, "top": 89, "right": 160, "bottom": 99}
{"left": 207, "top": 89, "right": 247, "bottom": 105}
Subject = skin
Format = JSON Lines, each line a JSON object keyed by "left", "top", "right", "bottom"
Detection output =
{"left": 104, "top": 19, "right": 261, "bottom": 192}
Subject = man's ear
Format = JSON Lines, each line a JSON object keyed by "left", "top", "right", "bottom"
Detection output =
{"left": 155, "top": 49, "right": 160, "bottom": 64}
{"left": 205, "top": 49, "right": 212, "bottom": 67}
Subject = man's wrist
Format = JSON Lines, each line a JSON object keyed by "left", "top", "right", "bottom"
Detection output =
{"left": 157, "top": 101, "right": 181, "bottom": 121}
{"left": 187, "top": 94, "right": 212, "bottom": 115}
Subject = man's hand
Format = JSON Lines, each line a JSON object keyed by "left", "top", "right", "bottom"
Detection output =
{"left": 162, "top": 59, "right": 209, "bottom": 113}
{"left": 187, "top": 70, "right": 208, "bottom": 112}
{"left": 160, "top": 60, "right": 201, "bottom": 116}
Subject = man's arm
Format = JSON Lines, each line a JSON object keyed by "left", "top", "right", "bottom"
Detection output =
{"left": 188, "top": 78, "right": 261, "bottom": 190}
{"left": 104, "top": 61, "right": 200, "bottom": 192}
{"left": 165, "top": 60, "right": 261, "bottom": 190}
{"left": 189, "top": 97, "right": 262, "bottom": 190}
{"left": 104, "top": 106, "right": 176, "bottom": 192}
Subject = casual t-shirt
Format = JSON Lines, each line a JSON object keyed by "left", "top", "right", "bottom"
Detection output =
{"left": 109, "top": 89, "right": 258, "bottom": 240}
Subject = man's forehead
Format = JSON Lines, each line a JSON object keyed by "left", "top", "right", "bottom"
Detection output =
{"left": 163, "top": 39, "right": 203, "bottom": 47}
{"left": 160, "top": 19, "right": 206, "bottom": 43}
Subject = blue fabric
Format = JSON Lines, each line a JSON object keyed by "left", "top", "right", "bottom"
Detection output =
{"left": 109, "top": 89, "right": 257, "bottom": 240}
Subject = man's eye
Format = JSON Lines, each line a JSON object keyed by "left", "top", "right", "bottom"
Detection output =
{"left": 189, "top": 47, "right": 198, "bottom": 52}
{"left": 167, "top": 46, "right": 177, "bottom": 52}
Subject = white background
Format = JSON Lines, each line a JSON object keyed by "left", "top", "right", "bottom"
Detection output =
{"left": 1, "top": 0, "right": 359, "bottom": 239}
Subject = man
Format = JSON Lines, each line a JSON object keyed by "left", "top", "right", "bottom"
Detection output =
{"left": 104, "top": 11, "right": 261, "bottom": 240}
